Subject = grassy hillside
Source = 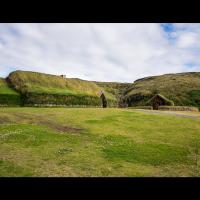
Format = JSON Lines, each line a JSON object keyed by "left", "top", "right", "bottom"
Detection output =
{"left": 0, "top": 107, "right": 200, "bottom": 176}
{"left": 7, "top": 71, "right": 119, "bottom": 106}
{"left": 123, "top": 72, "right": 200, "bottom": 109}
{"left": 0, "top": 78, "right": 21, "bottom": 106}
{"left": 7, "top": 70, "right": 113, "bottom": 97}
{"left": 2, "top": 70, "right": 200, "bottom": 108}
{"left": 95, "top": 81, "right": 131, "bottom": 98}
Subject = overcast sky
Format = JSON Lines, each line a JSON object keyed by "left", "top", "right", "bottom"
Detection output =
{"left": 0, "top": 23, "right": 200, "bottom": 82}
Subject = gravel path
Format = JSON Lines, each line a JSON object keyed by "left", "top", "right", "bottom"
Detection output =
{"left": 127, "top": 109, "right": 200, "bottom": 119}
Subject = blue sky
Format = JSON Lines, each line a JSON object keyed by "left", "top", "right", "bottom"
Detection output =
{"left": 161, "top": 23, "right": 174, "bottom": 32}
{"left": 0, "top": 23, "right": 200, "bottom": 82}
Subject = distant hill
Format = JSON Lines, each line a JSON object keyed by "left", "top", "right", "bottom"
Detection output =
{"left": 122, "top": 72, "right": 200, "bottom": 109}
{"left": 94, "top": 81, "right": 132, "bottom": 100}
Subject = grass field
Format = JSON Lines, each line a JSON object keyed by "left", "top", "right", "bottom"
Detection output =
{"left": 0, "top": 107, "right": 200, "bottom": 177}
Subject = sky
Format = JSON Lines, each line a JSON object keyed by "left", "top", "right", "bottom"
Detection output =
{"left": 0, "top": 23, "right": 200, "bottom": 82}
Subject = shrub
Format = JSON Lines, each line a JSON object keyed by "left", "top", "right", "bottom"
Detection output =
{"left": 125, "top": 93, "right": 151, "bottom": 107}
{"left": 0, "top": 94, "right": 21, "bottom": 106}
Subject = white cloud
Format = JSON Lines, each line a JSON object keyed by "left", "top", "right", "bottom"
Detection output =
{"left": 0, "top": 23, "right": 200, "bottom": 82}
{"left": 176, "top": 32, "right": 199, "bottom": 48}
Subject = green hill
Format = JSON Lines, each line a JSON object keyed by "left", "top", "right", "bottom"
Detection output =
{"left": 6, "top": 70, "right": 127, "bottom": 107}
{"left": 123, "top": 72, "right": 200, "bottom": 109}
{"left": 8, "top": 71, "right": 107, "bottom": 96}
{"left": 1, "top": 70, "right": 200, "bottom": 108}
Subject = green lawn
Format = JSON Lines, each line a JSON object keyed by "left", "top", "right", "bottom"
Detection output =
{"left": 0, "top": 78, "right": 18, "bottom": 95}
{"left": 0, "top": 78, "right": 21, "bottom": 105}
{"left": 0, "top": 107, "right": 200, "bottom": 177}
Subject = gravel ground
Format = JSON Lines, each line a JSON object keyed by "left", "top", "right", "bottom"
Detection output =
{"left": 129, "top": 109, "right": 200, "bottom": 119}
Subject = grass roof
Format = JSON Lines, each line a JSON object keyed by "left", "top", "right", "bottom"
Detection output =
{"left": 146, "top": 94, "right": 174, "bottom": 106}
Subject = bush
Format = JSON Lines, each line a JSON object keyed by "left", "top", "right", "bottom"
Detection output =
{"left": 0, "top": 94, "right": 21, "bottom": 106}
{"left": 125, "top": 93, "right": 151, "bottom": 107}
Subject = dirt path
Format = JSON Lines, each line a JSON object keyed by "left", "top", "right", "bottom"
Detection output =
{"left": 127, "top": 109, "right": 200, "bottom": 119}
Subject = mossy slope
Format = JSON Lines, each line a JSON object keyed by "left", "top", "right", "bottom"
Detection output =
{"left": 6, "top": 71, "right": 124, "bottom": 106}
{"left": 123, "top": 72, "right": 200, "bottom": 108}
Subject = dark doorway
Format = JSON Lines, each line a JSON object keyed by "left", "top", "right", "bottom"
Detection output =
{"left": 100, "top": 92, "right": 107, "bottom": 108}
{"left": 152, "top": 98, "right": 164, "bottom": 110}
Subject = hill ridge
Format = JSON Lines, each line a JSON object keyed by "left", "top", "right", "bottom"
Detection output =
{"left": 0, "top": 70, "right": 200, "bottom": 109}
